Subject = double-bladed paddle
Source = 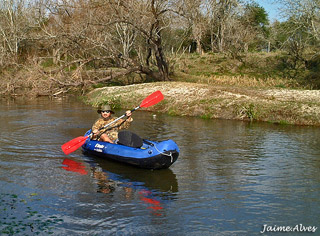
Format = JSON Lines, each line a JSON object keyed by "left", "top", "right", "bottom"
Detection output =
{"left": 61, "top": 90, "right": 164, "bottom": 155}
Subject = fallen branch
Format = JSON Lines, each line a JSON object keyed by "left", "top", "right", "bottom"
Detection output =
{"left": 53, "top": 88, "right": 71, "bottom": 96}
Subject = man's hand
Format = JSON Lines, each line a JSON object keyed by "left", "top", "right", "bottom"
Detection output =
{"left": 126, "top": 110, "right": 133, "bottom": 122}
{"left": 125, "top": 110, "right": 132, "bottom": 117}
{"left": 92, "top": 129, "right": 99, "bottom": 138}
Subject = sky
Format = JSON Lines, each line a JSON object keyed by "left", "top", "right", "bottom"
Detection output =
{"left": 254, "top": 0, "right": 284, "bottom": 22}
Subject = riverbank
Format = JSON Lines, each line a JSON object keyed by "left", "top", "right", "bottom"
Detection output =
{"left": 85, "top": 81, "right": 320, "bottom": 126}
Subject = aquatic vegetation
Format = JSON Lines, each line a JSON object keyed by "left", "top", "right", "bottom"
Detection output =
{"left": 0, "top": 193, "right": 63, "bottom": 235}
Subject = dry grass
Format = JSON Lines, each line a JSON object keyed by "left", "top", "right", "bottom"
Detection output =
{"left": 173, "top": 71, "right": 298, "bottom": 88}
{"left": 86, "top": 81, "right": 320, "bottom": 126}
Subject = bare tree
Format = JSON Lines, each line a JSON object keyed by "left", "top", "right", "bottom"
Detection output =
{"left": 175, "top": 0, "right": 208, "bottom": 54}
{"left": 206, "top": 0, "right": 240, "bottom": 53}
{"left": 0, "top": 0, "right": 38, "bottom": 65}
{"left": 277, "top": 0, "right": 320, "bottom": 66}
{"left": 30, "top": 0, "right": 174, "bottom": 88}
{"left": 280, "top": 0, "right": 320, "bottom": 41}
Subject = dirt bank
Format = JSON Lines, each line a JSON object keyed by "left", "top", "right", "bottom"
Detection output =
{"left": 86, "top": 82, "right": 320, "bottom": 126}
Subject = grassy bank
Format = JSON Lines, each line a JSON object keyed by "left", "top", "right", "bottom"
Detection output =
{"left": 85, "top": 81, "right": 320, "bottom": 126}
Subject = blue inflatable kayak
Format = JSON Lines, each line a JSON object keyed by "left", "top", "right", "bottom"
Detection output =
{"left": 82, "top": 130, "right": 179, "bottom": 169}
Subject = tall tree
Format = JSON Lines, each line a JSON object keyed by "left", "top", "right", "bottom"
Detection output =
{"left": 206, "top": 0, "right": 240, "bottom": 52}
{"left": 176, "top": 0, "right": 208, "bottom": 54}
{"left": 241, "top": 2, "right": 270, "bottom": 51}
{"left": 276, "top": 0, "right": 320, "bottom": 66}
{"left": 0, "top": 0, "right": 36, "bottom": 65}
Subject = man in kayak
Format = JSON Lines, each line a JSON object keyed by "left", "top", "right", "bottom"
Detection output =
{"left": 91, "top": 104, "right": 133, "bottom": 143}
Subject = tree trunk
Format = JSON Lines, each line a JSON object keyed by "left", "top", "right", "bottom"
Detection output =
{"left": 154, "top": 37, "right": 170, "bottom": 81}
{"left": 196, "top": 38, "right": 202, "bottom": 55}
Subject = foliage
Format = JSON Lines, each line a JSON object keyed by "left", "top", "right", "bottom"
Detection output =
{"left": 240, "top": 2, "right": 270, "bottom": 51}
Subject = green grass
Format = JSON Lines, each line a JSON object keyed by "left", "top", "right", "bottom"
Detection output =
{"left": 171, "top": 52, "right": 311, "bottom": 89}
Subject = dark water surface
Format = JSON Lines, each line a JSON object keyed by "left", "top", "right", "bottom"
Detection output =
{"left": 0, "top": 97, "right": 319, "bottom": 235}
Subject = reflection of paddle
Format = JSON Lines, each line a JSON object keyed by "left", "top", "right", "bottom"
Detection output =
{"left": 61, "top": 90, "right": 164, "bottom": 155}
{"left": 62, "top": 158, "right": 88, "bottom": 175}
{"left": 139, "top": 190, "right": 163, "bottom": 216}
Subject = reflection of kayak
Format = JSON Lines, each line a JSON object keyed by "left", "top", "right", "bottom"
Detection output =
{"left": 90, "top": 155, "right": 179, "bottom": 193}
{"left": 82, "top": 130, "right": 179, "bottom": 169}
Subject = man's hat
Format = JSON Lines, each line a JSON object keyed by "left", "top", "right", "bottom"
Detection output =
{"left": 97, "top": 104, "right": 114, "bottom": 114}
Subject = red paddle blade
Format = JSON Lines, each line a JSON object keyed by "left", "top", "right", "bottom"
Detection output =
{"left": 61, "top": 136, "right": 89, "bottom": 155}
{"left": 140, "top": 90, "right": 164, "bottom": 108}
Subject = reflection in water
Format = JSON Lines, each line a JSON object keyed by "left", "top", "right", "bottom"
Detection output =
{"left": 89, "top": 156, "right": 179, "bottom": 193}
{"left": 62, "top": 158, "right": 88, "bottom": 175}
{"left": 87, "top": 156, "right": 178, "bottom": 216}
{"left": 92, "top": 166, "right": 116, "bottom": 194}
{"left": 139, "top": 190, "right": 163, "bottom": 216}
{"left": 61, "top": 155, "right": 177, "bottom": 216}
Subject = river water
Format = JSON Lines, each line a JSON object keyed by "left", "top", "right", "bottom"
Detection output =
{"left": 0, "top": 97, "right": 319, "bottom": 235}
